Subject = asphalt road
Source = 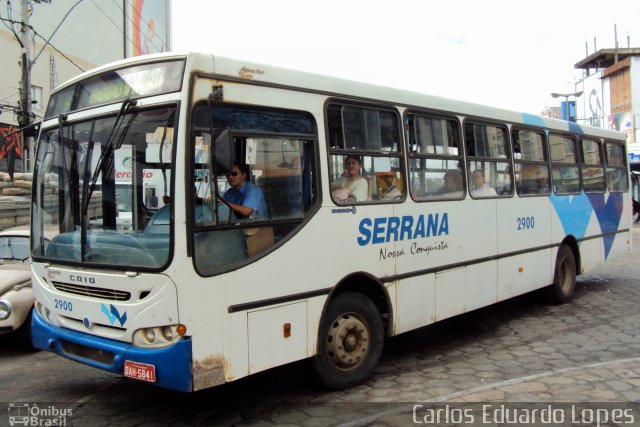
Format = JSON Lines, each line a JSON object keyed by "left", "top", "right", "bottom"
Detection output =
{"left": 1, "top": 228, "right": 640, "bottom": 426}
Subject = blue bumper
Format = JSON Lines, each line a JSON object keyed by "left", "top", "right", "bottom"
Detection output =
{"left": 32, "top": 310, "right": 193, "bottom": 392}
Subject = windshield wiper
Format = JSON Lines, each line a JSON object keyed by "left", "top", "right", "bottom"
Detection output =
{"left": 83, "top": 98, "right": 137, "bottom": 213}
{"left": 80, "top": 98, "right": 136, "bottom": 262}
{"left": 81, "top": 98, "right": 137, "bottom": 221}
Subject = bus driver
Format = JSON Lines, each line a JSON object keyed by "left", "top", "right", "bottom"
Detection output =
{"left": 218, "top": 163, "right": 268, "bottom": 220}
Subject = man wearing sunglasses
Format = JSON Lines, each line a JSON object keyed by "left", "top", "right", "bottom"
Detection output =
{"left": 219, "top": 163, "right": 268, "bottom": 220}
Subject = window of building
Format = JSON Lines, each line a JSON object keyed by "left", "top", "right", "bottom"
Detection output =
{"left": 465, "top": 121, "right": 512, "bottom": 198}
{"left": 327, "top": 103, "right": 404, "bottom": 203}
{"left": 550, "top": 133, "right": 580, "bottom": 194}
{"left": 405, "top": 113, "right": 464, "bottom": 200}
{"left": 31, "top": 85, "right": 44, "bottom": 112}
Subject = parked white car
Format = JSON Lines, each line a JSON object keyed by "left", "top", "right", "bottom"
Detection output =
{"left": 0, "top": 227, "right": 35, "bottom": 346}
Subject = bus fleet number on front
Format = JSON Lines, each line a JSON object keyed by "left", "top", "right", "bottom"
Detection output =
{"left": 54, "top": 299, "right": 73, "bottom": 312}
{"left": 517, "top": 216, "right": 535, "bottom": 230}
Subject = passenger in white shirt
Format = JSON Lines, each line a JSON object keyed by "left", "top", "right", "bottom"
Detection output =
{"left": 331, "top": 155, "right": 369, "bottom": 203}
{"left": 470, "top": 169, "right": 497, "bottom": 198}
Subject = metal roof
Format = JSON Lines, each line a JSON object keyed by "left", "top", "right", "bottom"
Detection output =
{"left": 575, "top": 48, "right": 640, "bottom": 69}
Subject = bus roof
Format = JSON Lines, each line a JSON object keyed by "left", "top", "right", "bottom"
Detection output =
{"left": 52, "top": 51, "right": 625, "bottom": 141}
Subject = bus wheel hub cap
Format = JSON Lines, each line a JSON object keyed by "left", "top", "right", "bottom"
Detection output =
{"left": 328, "top": 314, "right": 369, "bottom": 369}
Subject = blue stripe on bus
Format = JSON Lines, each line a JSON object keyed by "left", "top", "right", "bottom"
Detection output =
{"left": 569, "top": 121, "right": 584, "bottom": 134}
{"left": 587, "top": 193, "right": 625, "bottom": 259}
{"left": 521, "top": 113, "right": 547, "bottom": 127}
{"left": 550, "top": 192, "right": 625, "bottom": 259}
{"left": 31, "top": 311, "right": 193, "bottom": 392}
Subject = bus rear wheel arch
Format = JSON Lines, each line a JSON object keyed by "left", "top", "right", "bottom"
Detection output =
{"left": 312, "top": 292, "right": 384, "bottom": 390}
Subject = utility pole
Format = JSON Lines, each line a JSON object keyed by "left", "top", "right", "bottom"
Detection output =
{"left": 17, "top": 0, "right": 52, "bottom": 171}
{"left": 18, "top": 0, "right": 33, "bottom": 171}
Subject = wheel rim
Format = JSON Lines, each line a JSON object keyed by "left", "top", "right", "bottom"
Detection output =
{"left": 326, "top": 313, "right": 370, "bottom": 371}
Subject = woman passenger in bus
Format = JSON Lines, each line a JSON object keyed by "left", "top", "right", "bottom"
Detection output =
{"left": 218, "top": 163, "right": 268, "bottom": 220}
{"left": 331, "top": 155, "right": 369, "bottom": 203}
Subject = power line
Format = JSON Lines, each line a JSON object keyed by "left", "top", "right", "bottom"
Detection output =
{"left": 91, "top": 0, "right": 135, "bottom": 51}
{"left": 29, "top": 26, "right": 85, "bottom": 72}
{"left": 0, "top": 15, "right": 84, "bottom": 72}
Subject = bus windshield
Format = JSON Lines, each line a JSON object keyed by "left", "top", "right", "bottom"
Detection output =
{"left": 31, "top": 106, "right": 176, "bottom": 269}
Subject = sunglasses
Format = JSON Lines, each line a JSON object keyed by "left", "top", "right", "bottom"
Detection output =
{"left": 226, "top": 171, "right": 239, "bottom": 178}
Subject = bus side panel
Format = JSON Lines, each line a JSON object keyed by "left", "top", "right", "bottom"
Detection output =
{"left": 498, "top": 251, "right": 553, "bottom": 299}
{"left": 497, "top": 197, "right": 553, "bottom": 299}
{"left": 394, "top": 198, "right": 497, "bottom": 326}
{"left": 223, "top": 311, "right": 249, "bottom": 383}
{"left": 602, "top": 193, "right": 632, "bottom": 262}
{"left": 307, "top": 296, "right": 326, "bottom": 355}
{"left": 579, "top": 238, "right": 604, "bottom": 273}
{"left": 394, "top": 276, "right": 435, "bottom": 335}
{"left": 465, "top": 262, "right": 498, "bottom": 312}
{"left": 247, "top": 302, "right": 307, "bottom": 374}
{"left": 606, "top": 228, "right": 632, "bottom": 261}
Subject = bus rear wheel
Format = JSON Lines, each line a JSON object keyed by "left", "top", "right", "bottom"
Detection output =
{"left": 312, "top": 292, "right": 384, "bottom": 390}
{"left": 546, "top": 244, "right": 576, "bottom": 304}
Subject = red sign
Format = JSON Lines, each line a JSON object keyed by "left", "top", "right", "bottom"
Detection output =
{"left": 124, "top": 360, "right": 156, "bottom": 382}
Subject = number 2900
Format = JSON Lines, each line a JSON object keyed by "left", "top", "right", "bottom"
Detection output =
{"left": 517, "top": 216, "right": 535, "bottom": 230}
{"left": 54, "top": 299, "right": 73, "bottom": 311}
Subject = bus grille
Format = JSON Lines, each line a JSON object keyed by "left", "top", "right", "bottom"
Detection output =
{"left": 52, "top": 282, "right": 131, "bottom": 301}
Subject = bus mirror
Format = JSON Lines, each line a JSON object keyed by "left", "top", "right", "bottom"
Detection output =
{"left": 213, "top": 128, "right": 233, "bottom": 175}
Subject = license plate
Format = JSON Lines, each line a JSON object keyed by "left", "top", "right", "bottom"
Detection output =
{"left": 124, "top": 360, "right": 156, "bottom": 383}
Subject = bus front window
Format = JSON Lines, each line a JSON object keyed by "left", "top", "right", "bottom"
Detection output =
{"left": 31, "top": 106, "right": 176, "bottom": 269}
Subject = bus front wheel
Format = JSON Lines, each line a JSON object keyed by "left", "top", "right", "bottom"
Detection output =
{"left": 546, "top": 245, "right": 576, "bottom": 304}
{"left": 312, "top": 292, "right": 384, "bottom": 390}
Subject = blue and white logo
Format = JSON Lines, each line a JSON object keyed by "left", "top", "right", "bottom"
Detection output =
{"left": 100, "top": 303, "right": 127, "bottom": 327}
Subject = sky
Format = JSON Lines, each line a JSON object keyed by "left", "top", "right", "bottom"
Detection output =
{"left": 171, "top": 0, "right": 639, "bottom": 116}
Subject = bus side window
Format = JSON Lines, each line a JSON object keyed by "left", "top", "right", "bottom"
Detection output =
{"left": 550, "top": 133, "right": 580, "bottom": 195}
{"left": 465, "top": 121, "right": 512, "bottom": 199}
{"left": 406, "top": 113, "right": 464, "bottom": 201}
{"left": 605, "top": 142, "right": 629, "bottom": 193}
{"left": 192, "top": 119, "right": 318, "bottom": 276}
{"left": 327, "top": 103, "right": 403, "bottom": 205}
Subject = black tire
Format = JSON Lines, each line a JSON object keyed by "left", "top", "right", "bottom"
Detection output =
{"left": 312, "top": 292, "right": 384, "bottom": 390}
{"left": 545, "top": 245, "right": 576, "bottom": 304}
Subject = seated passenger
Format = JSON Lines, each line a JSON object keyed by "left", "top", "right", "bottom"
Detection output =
{"left": 331, "top": 155, "right": 368, "bottom": 203}
{"left": 537, "top": 177, "right": 550, "bottom": 193}
{"left": 219, "top": 163, "right": 267, "bottom": 220}
{"left": 377, "top": 172, "right": 402, "bottom": 200}
{"left": 470, "top": 169, "right": 497, "bottom": 197}
{"left": 437, "top": 170, "right": 464, "bottom": 197}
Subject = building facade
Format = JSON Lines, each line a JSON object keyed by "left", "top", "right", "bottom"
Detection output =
{"left": 573, "top": 48, "right": 640, "bottom": 146}
{"left": 0, "top": 0, "right": 171, "bottom": 171}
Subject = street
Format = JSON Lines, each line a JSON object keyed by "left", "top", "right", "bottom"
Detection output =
{"left": 2, "top": 228, "right": 640, "bottom": 426}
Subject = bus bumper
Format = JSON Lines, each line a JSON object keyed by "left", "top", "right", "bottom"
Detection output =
{"left": 31, "top": 310, "right": 193, "bottom": 392}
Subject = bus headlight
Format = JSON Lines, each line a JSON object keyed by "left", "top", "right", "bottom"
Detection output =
{"left": 133, "top": 324, "right": 186, "bottom": 348}
{"left": 0, "top": 300, "right": 11, "bottom": 320}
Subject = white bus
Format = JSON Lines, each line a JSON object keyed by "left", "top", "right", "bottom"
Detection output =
{"left": 30, "top": 52, "right": 631, "bottom": 392}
